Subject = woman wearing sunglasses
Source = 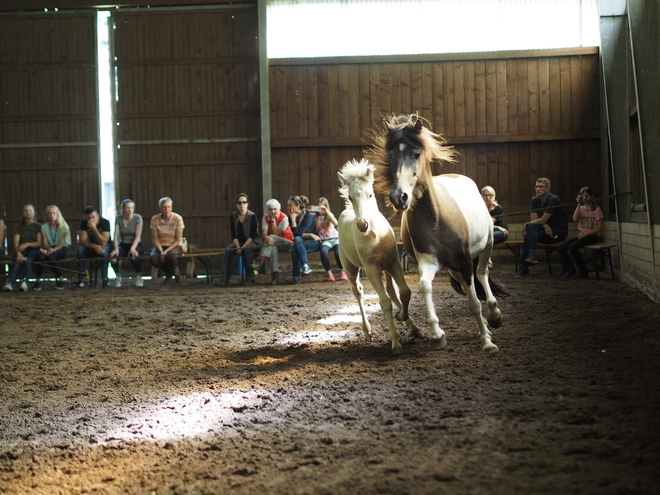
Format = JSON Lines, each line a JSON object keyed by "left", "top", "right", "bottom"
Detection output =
{"left": 217, "top": 193, "right": 261, "bottom": 287}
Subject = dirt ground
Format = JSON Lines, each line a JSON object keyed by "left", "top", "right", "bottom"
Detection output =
{"left": 1, "top": 264, "right": 659, "bottom": 495}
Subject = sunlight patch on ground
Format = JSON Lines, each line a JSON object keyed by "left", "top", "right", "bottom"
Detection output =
{"left": 276, "top": 329, "right": 360, "bottom": 345}
{"left": 275, "top": 293, "right": 379, "bottom": 344}
{"left": 104, "top": 391, "right": 264, "bottom": 443}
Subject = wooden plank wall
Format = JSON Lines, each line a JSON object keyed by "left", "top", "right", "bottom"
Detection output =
{"left": 113, "top": 6, "right": 260, "bottom": 250}
{"left": 269, "top": 50, "right": 601, "bottom": 224}
{"left": 0, "top": 12, "right": 98, "bottom": 236}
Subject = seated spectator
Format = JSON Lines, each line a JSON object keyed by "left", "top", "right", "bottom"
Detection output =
{"left": 110, "top": 199, "right": 145, "bottom": 288}
{"left": 313, "top": 197, "right": 347, "bottom": 281}
{"left": 519, "top": 178, "right": 568, "bottom": 277}
{"left": 150, "top": 196, "right": 185, "bottom": 283}
{"left": 76, "top": 205, "right": 112, "bottom": 288}
{"left": 482, "top": 186, "right": 509, "bottom": 244}
{"left": 252, "top": 199, "right": 293, "bottom": 285}
{"left": 287, "top": 195, "right": 319, "bottom": 284}
{"left": 2, "top": 204, "right": 42, "bottom": 292}
{"left": 558, "top": 187, "right": 603, "bottom": 279}
{"left": 482, "top": 185, "right": 509, "bottom": 268}
{"left": 217, "top": 193, "right": 261, "bottom": 287}
{"left": 38, "top": 205, "right": 71, "bottom": 290}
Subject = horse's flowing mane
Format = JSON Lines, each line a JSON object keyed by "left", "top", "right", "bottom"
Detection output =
{"left": 337, "top": 158, "right": 375, "bottom": 210}
{"left": 364, "top": 114, "right": 457, "bottom": 204}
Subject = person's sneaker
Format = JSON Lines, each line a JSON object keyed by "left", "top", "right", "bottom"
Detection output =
{"left": 114, "top": 277, "right": 122, "bottom": 288}
{"left": 135, "top": 276, "right": 144, "bottom": 288}
{"left": 55, "top": 280, "right": 65, "bottom": 290}
{"left": 286, "top": 277, "right": 300, "bottom": 285}
{"left": 251, "top": 257, "right": 265, "bottom": 274}
{"left": 2, "top": 283, "right": 12, "bottom": 292}
{"left": 327, "top": 273, "right": 335, "bottom": 282}
{"left": 241, "top": 279, "right": 254, "bottom": 286}
{"left": 576, "top": 270, "right": 589, "bottom": 278}
{"left": 302, "top": 265, "right": 312, "bottom": 276}
{"left": 77, "top": 279, "right": 87, "bottom": 288}
{"left": 271, "top": 272, "right": 279, "bottom": 285}
{"left": 19, "top": 282, "right": 28, "bottom": 292}
{"left": 561, "top": 270, "right": 576, "bottom": 279}
{"left": 216, "top": 280, "right": 228, "bottom": 287}
{"left": 339, "top": 272, "right": 348, "bottom": 281}
{"left": 525, "top": 253, "right": 538, "bottom": 265}
{"left": 33, "top": 281, "right": 42, "bottom": 291}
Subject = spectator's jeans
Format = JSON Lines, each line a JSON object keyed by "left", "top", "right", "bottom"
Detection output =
{"left": 39, "top": 246, "right": 69, "bottom": 278}
{"left": 521, "top": 223, "right": 566, "bottom": 263}
{"left": 320, "top": 242, "right": 343, "bottom": 272}
{"left": 291, "top": 237, "right": 320, "bottom": 277}
{"left": 8, "top": 246, "right": 42, "bottom": 283}
{"left": 558, "top": 234, "right": 599, "bottom": 272}
{"left": 111, "top": 242, "right": 145, "bottom": 274}
{"left": 493, "top": 229, "right": 508, "bottom": 244}
{"left": 77, "top": 244, "right": 113, "bottom": 280}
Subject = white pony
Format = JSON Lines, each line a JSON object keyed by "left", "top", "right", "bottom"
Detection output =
{"left": 337, "top": 158, "right": 421, "bottom": 355}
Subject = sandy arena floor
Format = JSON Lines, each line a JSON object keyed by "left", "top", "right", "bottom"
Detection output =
{"left": 1, "top": 267, "right": 659, "bottom": 494}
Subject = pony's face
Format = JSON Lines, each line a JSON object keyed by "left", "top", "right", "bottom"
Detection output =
{"left": 348, "top": 178, "right": 376, "bottom": 233}
{"left": 387, "top": 122, "right": 424, "bottom": 211}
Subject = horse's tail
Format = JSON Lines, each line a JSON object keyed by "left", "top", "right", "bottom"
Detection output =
{"left": 449, "top": 260, "right": 510, "bottom": 300}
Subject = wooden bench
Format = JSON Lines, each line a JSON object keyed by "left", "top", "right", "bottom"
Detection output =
{"left": 493, "top": 240, "right": 523, "bottom": 272}
{"left": 584, "top": 243, "right": 618, "bottom": 279}
{"left": 540, "top": 242, "right": 618, "bottom": 279}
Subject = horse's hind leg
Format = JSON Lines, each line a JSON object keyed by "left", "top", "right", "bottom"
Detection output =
{"left": 385, "top": 269, "right": 421, "bottom": 338}
{"left": 450, "top": 269, "right": 498, "bottom": 352}
{"left": 364, "top": 266, "right": 402, "bottom": 355}
{"left": 476, "top": 250, "right": 503, "bottom": 329}
{"left": 345, "top": 263, "right": 371, "bottom": 340}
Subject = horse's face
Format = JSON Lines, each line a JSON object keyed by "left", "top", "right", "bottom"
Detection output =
{"left": 347, "top": 179, "right": 377, "bottom": 233}
{"left": 388, "top": 140, "right": 421, "bottom": 211}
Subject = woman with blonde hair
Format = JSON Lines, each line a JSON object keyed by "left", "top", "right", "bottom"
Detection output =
{"left": 482, "top": 186, "right": 509, "bottom": 269}
{"left": 38, "top": 205, "right": 72, "bottom": 290}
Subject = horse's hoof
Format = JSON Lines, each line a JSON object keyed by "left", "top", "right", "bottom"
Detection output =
{"left": 483, "top": 342, "right": 499, "bottom": 353}
{"left": 430, "top": 337, "right": 447, "bottom": 350}
{"left": 391, "top": 344, "right": 403, "bottom": 356}
{"left": 410, "top": 326, "right": 422, "bottom": 339}
{"left": 395, "top": 310, "right": 408, "bottom": 322}
{"left": 488, "top": 315, "right": 503, "bottom": 329}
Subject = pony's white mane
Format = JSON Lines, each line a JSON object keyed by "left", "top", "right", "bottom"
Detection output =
{"left": 338, "top": 158, "right": 375, "bottom": 210}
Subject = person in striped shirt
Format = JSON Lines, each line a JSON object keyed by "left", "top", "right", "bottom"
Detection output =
{"left": 149, "top": 196, "right": 185, "bottom": 283}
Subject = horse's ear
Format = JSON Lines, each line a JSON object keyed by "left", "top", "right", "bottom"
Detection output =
{"left": 337, "top": 171, "right": 345, "bottom": 185}
{"left": 414, "top": 118, "right": 423, "bottom": 131}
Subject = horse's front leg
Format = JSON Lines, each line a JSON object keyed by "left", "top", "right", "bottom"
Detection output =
{"left": 450, "top": 269, "right": 498, "bottom": 353}
{"left": 345, "top": 263, "right": 371, "bottom": 340}
{"left": 416, "top": 254, "right": 445, "bottom": 349}
{"left": 363, "top": 267, "right": 402, "bottom": 356}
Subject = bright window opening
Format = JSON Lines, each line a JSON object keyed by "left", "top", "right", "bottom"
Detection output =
{"left": 267, "top": 0, "right": 600, "bottom": 58}
{"left": 97, "top": 11, "right": 115, "bottom": 222}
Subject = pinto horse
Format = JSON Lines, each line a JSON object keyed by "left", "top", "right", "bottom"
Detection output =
{"left": 366, "top": 114, "right": 506, "bottom": 352}
{"left": 337, "top": 158, "right": 421, "bottom": 355}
